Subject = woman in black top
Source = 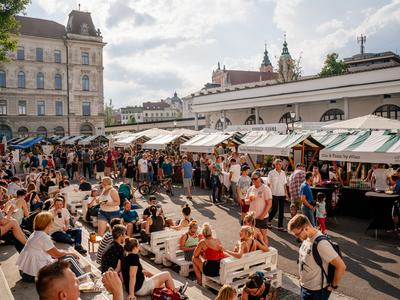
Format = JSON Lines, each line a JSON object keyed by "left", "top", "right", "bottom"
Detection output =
{"left": 100, "top": 225, "right": 126, "bottom": 273}
{"left": 124, "top": 157, "right": 136, "bottom": 187}
{"left": 122, "top": 238, "right": 176, "bottom": 299}
{"left": 241, "top": 272, "right": 272, "bottom": 300}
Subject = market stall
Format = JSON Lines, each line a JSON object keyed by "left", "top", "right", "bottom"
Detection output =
{"left": 114, "top": 133, "right": 150, "bottom": 148}
{"left": 238, "top": 132, "right": 324, "bottom": 169}
{"left": 143, "top": 134, "right": 190, "bottom": 150}
{"left": 180, "top": 133, "right": 243, "bottom": 153}
{"left": 64, "top": 135, "right": 87, "bottom": 145}
{"left": 78, "top": 135, "right": 109, "bottom": 145}
{"left": 13, "top": 137, "right": 44, "bottom": 149}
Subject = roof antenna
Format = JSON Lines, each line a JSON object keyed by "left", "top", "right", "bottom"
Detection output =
{"left": 78, "top": 3, "right": 81, "bottom": 11}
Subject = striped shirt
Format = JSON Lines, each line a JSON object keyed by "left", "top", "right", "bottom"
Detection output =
{"left": 96, "top": 233, "right": 113, "bottom": 264}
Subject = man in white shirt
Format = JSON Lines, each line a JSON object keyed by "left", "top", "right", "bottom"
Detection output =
{"left": 267, "top": 159, "right": 288, "bottom": 231}
{"left": 50, "top": 198, "right": 87, "bottom": 254}
{"left": 245, "top": 171, "right": 272, "bottom": 243}
{"left": 138, "top": 153, "right": 148, "bottom": 183}
{"left": 66, "top": 149, "right": 75, "bottom": 179}
{"left": 229, "top": 158, "right": 241, "bottom": 206}
{"left": 372, "top": 164, "right": 390, "bottom": 191}
{"left": 288, "top": 214, "right": 346, "bottom": 299}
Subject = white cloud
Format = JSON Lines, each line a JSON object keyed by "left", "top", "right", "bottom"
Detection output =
{"left": 316, "top": 19, "right": 343, "bottom": 33}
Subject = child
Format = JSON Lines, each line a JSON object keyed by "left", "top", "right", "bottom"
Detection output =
{"left": 316, "top": 192, "right": 327, "bottom": 234}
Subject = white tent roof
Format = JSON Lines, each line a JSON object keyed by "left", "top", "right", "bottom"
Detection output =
{"left": 143, "top": 134, "right": 189, "bottom": 150}
{"left": 78, "top": 135, "right": 108, "bottom": 145}
{"left": 320, "top": 131, "right": 400, "bottom": 163}
{"left": 114, "top": 133, "right": 150, "bottom": 147}
{"left": 65, "top": 135, "right": 86, "bottom": 145}
{"left": 180, "top": 133, "right": 242, "bottom": 153}
{"left": 238, "top": 133, "right": 323, "bottom": 156}
{"left": 322, "top": 114, "right": 400, "bottom": 130}
{"left": 170, "top": 128, "right": 198, "bottom": 137}
{"left": 139, "top": 128, "right": 170, "bottom": 138}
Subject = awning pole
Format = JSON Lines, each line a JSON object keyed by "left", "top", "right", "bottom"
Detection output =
{"left": 307, "top": 149, "right": 319, "bottom": 171}
{"left": 301, "top": 141, "right": 305, "bottom": 165}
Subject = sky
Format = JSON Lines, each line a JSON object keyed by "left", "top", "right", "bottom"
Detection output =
{"left": 25, "top": 0, "right": 400, "bottom": 108}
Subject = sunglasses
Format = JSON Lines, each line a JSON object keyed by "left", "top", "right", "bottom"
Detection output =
{"left": 251, "top": 177, "right": 259, "bottom": 181}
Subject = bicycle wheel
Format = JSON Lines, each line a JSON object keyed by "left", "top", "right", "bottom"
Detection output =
{"left": 138, "top": 184, "right": 151, "bottom": 196}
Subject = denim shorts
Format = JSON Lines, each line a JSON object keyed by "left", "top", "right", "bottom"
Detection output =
{"left": 98, "top": 209, "right": 120, "bottom": 222}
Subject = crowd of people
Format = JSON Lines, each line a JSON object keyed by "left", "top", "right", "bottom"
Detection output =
{"left": 7, "top": 142, "right": 400, "bottom": 299}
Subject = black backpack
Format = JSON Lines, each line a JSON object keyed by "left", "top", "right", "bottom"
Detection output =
{"left": 312, "top": 235, "right": 342, "bottom": 288}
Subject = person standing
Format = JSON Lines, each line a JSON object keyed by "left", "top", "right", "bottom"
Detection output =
{"left": 229, "top": 158, "right": 241, "bottom": 206}
{"left": 66, "top": 149, "right": 75, "bottom": 180}
{"left": 237, "top": 166, "right": 251, "bottom": 221}
{"left": 288, "top": 214, "right": 346, "bottom": 300}
{"left": 138, "top": 153, "right": 149, "bottom": 184}
{"left": 181, "top": 156, "right": 193, "bottom": 200}
{"left": 245, "top": 171, "right": 272, "bottom": 243}
{"left": 267, "top": 159, "right": 288, "bottom": 231}
{"left": 289, "top": 163, "right": 306, "bottom": 219}
{"left": 300, "top": 172, "right": 316, "bottom": 227}
{"left": 82, "top": 149, "right": 92, "bottom": 179}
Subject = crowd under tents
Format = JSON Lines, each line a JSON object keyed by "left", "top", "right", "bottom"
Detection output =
{"left": 320, "top": 131, "right": 400, "bottom": 164}
{"left": 143, "top": 134, "right": 190, "bottom": 150}
{"left": 13, "top": 137, "right": 44, "bottom": 150}
{"left": 180, "top": 133, "right": 244, "bottom": 153}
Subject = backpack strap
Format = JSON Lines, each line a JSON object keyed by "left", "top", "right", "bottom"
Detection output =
{"left": 312, "top": 235, "right": 329, "bottom": 290}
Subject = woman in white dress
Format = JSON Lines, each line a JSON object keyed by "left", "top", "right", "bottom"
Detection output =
{"left": 16, "top": 211, "right": 84, "bottom": 282}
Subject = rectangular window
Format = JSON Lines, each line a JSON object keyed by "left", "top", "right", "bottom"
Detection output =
{"left": 82, "top": 52, "right": 89, "bottom": 65}
{"left": 37, "top": 101, "right": 45, "bottom": 116}
{"left": 36, "top": 48, "right": 44, "bottom": 62}
{"left": 55, "top": 101, "right": 63, "bottom": 116}
{"left": 0, "top": 100, "right": 7, "bottom": 115}
{"left": 82, "top": 101, "right": 91, "bottom": 116}
{"left": 18, "top": 101, "right": 26, "bottom": 115}
{"left": 54, "top": 50, "right": 61, "bottom": 63}
{"left": 17, "top": 46, "right": 24, "bottom": 60}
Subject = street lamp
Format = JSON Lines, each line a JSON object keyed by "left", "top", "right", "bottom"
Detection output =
{"left": 220, "top": 117, "right": 225, "bottom": 131}
{"left": 290, "top": 112, "right": 296, "bottom": 132}
{"left": 173, "top": 120, "right": 177, "bottom": 128}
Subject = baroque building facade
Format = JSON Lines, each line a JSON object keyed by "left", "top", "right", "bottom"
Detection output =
{"left": 0, "top": 10, "right": 106, "bottom": 139}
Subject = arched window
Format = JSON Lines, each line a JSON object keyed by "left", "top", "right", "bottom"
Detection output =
{"left": 0, "top": 70, "right": 6, "bottom": 87}
{"left": 37, "top": 72, "right": 44, "bottom": 89}
{"left": 37, "top": 126, "right": 47, "bottom": 138}
{"left": 54, "top": 126, "right": 65, "bottom": 137}
{"left": 373, "top": 104, "right": 400, "bottom": 120}
{"left": 0, "top": 125, "right": 12, "bottom": 140}
{"left": 54, "top": 74, "right": 62, "bottom": 90}
{"left": 82, "top": 75, "right": 89, "bottom": 91}
{"left": 18, "top": 71, "right": 25, "bottom": 88}
{"left": 215, "top": 118, "right": 232, "bottom": 130}
{"left": 244, "top": 115, "right": 264, "bottom": 125}
{"left": 18, "top": 127, "right": 29, "bottom": 138}
{"left": 320, "top": 109, "right": 345, "bottom": 122}
{"left": 279, "top": 112, "right": 292, "bottom": 124}
{"left": 80, "top": 124, "right": 93, "bottom": 135}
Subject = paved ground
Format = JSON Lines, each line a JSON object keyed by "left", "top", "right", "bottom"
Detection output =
{"left": 161, "top": 184, "right": 400, "bottom": 300}
{"left": 1, "top": 180, "right": 399, "bottom": 299}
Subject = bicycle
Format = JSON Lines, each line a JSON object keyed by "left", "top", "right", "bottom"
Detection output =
{"left": 136, "top": 177, "right": 173, "bottom": 196}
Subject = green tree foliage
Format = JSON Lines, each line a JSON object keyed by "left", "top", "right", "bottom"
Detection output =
{"left": 319, "top": 53, "right": 348, "bottom": 77}
{"left": 0, "top": 0, "right": 31, "bottom": 62}
{"left": 127, "top": 115, "right": 136, "bottom": 125}
{"left": 104, "top": 99, "right": 114, "bottom": 126}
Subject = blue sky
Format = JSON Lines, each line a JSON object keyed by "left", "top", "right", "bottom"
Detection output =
{"left": 26, "top": 0, "right": 400, "bottom": 108}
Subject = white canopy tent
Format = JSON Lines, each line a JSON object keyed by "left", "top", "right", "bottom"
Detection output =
{"left": 238, "top": 133, "right": 323, "bottom": 156}
{"left": 170, "top": 128, "right": 198, "bottom": 137}
{"left": 114, "top": 133, "right": 150, "bottom": 147}
{"left": 78, "top": 135, "right": 108, "bottom": 145}
{"left": 322, "top": 114, "right": 400, "bottom": 130}
{"left": 143, "top": 134, "right": 190, "bottom": 150}
{"left": 320, "top": 131, "right": 400, "bottom": 164}
{"left": 180, "top": 133, "right": 243, "bottom": 153}
{"left": 139, "top": 128, "right": 170, "bottom": 138}
{"left": 65, "top": 135, "right": 86, "bottom": 145}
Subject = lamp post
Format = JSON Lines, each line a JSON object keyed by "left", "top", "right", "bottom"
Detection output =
{"left": 173, "top": 120, "right": 177, "bottom": 128}
{"left": 220, "top": 117, "right": 225, "bottom": 131}
{"left": 290, "top": 112, "right": 296, "bottom": 132}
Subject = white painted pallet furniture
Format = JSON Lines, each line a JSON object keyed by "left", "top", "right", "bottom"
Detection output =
{"left": 140, "top": 229, "right": 186, "bottom": 264}
{"left": 202, "top": 248, "right": 282, "bottom": 293}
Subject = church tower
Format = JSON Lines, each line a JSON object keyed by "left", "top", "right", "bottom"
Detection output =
{"left": 278, "top": 34, "right": 294, "bottom": 82}
{"left": 260, "top": 43, "right": 273, "bottom": 72}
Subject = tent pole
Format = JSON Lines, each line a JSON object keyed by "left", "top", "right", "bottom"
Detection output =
{"left": 355, "top": 162, "right": 362, "bottom": 178}
{"left": 307, "top": 149, "right": 319, "bottom": 171}
{"left": 301, "top": 141, "right": 305, "bottom": 165}
{"left": 288, "top": 156, "right": 295, "bottom": 170}
{"left": 247, "top": 154, "right": 256, "bottom": 169}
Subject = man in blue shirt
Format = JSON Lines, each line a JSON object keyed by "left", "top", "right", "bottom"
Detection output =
{"left": 120, "top": 200, "right": 138, "bottom": 237}
{"left": 162, "top": 157, "right": 174, "bottom": 194}
{"left": 300, "top": 172, "right": 316, "bottom": 226}
{"left": 181, "top": 156, "right": 193, "bottom": 200}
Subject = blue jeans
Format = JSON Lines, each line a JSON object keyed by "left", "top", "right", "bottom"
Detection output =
{"left": 302, "top": 205, "right": 316, "bottom": 227}
{"left": 300, "top": 287, "right": 331, "bottom": 300}
{"left": 51, "top": 228, "right": 82, "bottom": 246}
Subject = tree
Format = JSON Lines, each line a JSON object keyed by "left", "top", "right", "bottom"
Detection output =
{"left": 0, "top": 1, "right": 31, "bottom": 62}
{"left": 127, "top": 115, "right": 136, "bottom": 125}
{"left": 104, "top": 99, "right": 114, "bottom": 126}
{"left": 319, "top": 53, "right": 348, "bottom": 77}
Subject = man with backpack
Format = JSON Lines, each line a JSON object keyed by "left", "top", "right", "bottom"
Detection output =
{"left": 288, "top": 214, "right": 346, "bottom": 300}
